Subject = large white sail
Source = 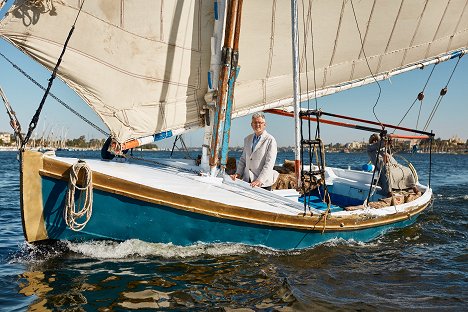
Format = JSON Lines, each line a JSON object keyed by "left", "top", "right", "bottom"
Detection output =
{"left": 1, "top": 0, "right": 467, "bottom": 143}
{"left": 232, "top": 0, "right": 468, "bottom": 118}
{"left": 0, "top": 0, "right": 213, "bottom": 143}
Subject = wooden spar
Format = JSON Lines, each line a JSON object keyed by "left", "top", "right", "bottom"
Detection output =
{"left": 290, "top": 0, "right": 301, "bottom": 185}
{"left": 209, "top": 0, "right": 241, "bottom": 174}
{"left": 387, "top": 134, "right": 432, "bottom": 140}
{"left": 265, "top": 109, "right": 434, "bottom": 138}
{"left": 0, "top": 86, "right": 23, "bottom": 143}
{"left": 312, "top": 111, "right": 435, "bottom": 137}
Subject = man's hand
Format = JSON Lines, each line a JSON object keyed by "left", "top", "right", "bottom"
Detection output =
{"left": 250, "top": 180, "right": 263, "bottom": 188}
{"left": 230, "top": 174, "right": 239, "bottom": 181}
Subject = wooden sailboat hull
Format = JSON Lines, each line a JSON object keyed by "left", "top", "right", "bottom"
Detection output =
{"left": 20, "top": 151, "right": 431, "bottom": 250}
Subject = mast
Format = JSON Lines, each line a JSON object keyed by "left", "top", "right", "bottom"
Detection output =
{"left": 291, "top": 0, "right": 301, "bottom": 185}
{"left": 209, "top": 0, "right": 243, "bottom": 176}
{"left": 200, "top": 1, "right": 227, "bottom": 172}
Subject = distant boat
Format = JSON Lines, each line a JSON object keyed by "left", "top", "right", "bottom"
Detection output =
{"left": 1, "top": 0, "right": 465, "bottom": 249}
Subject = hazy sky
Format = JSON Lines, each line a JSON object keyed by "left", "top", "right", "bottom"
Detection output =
{"left": 1, "top": 5, "right": 467, "bottom": 149}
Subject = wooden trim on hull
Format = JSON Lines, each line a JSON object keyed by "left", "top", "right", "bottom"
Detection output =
{"left": 28, "top": 152, "right": 431, "bottom": 234}
{"left": 20, "top": 151, "right": 48, "bottom": 241}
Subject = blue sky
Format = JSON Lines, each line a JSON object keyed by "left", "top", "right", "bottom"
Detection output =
{"left": 1, "top": 5, "right": 467, "bottom": 148}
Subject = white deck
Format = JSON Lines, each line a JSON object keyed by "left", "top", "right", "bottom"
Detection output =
{"left": 51, "top": 155, "right": 308, "bottom": 216}
{"left": 47, "top": 154, "right": 432, "bottom": 218}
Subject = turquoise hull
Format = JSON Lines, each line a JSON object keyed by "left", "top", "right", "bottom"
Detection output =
{"left": 42, "top": 176, "right": 421, "bottom": 250}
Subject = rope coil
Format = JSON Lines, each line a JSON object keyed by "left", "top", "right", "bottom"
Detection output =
{"left": 64, "top": 160, "right": 93, "bottom": 231}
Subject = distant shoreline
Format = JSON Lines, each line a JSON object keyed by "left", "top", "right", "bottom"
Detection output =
{"left": 0, "top": 147, "right": 466, "bottom": 155}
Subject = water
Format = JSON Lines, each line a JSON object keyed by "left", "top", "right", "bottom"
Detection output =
{"left": 0, "top": 150, "right": 466, "bottom": 311}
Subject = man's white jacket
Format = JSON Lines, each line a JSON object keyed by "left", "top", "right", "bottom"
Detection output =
{"left": 235, "top": 130, "right": 279, "bottom": 187}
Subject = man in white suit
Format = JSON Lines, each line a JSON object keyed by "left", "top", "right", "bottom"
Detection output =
{"left": 230, "top": 112, "right": 279, "bottom": 190}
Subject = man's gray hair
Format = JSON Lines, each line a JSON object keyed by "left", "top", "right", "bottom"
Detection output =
{"left": 251, "top": 112, "right": 265, "bottom": 120}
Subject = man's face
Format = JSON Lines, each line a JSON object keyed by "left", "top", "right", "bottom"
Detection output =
{"left": 251, "top": 117, "right": 266, "bottom": 136}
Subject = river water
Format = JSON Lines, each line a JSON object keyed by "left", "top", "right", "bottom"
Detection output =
{"left": 0, "top": 150, "right": 466, "bottom": 311}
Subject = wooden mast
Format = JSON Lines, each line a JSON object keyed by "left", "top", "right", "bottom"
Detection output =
{"left": 209, "top": 0, "right": 243, "bottom": 175}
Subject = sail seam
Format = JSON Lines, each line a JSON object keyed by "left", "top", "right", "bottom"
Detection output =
{"left": 299, "top": 0, "right": 311, "bottom": 75}
{"left": 424, "top": 0, "right": 451, "bottom": 60}
{"left": 266, "top": 0, "right": 276, "bottom": 79}
{"left": 65, "top": 5, "right": 200, "bottom": 51}
{"left": 120, "top": 0, "right": 124, "bottom": 28}
{"left": 352, "top": 0, "right": 376, "bottom": 82}
{"left": 6, "top": 34, "right": 203, "bottom": 88}
{"left": 357, "top": 0, "right": 376, "bottom": 60}
{"left": 376, "top": 0, "right": 404, "bottom": 73}
{"left": 447, "top": 0, "right": 468, "bottom": 52}
{"left": 326, "top": 0, "right": 346, "bottom": 87}
{"left": 401, "top": 0, "right": 428, "bottom": 67}
{"left": 160, "top": 0, "right": 165, "bottom": 42}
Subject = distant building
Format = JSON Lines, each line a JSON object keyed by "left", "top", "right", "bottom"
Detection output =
{"left": 346, "top": 141, "right": 363, "bottom": 149}
{"left": 394, "top": 139, "right": 412, "bottom": 149}
{"left": 449, "top": 135, "right": 464, "bottom": 145}
{"left": 0, "top": 132, "right": 11, "bottom": 144}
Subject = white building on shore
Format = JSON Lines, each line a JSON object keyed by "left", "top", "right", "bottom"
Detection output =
{"left": 0, "top": 132, "right": 11, "bottom": 144}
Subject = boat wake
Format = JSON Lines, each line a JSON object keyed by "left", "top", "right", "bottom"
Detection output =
{"left": 9, "top": 241, "right": 69, "bottom": 264}
{"left": 8, "top": 237, "right": 377, "bottom": 262}
{"left": 65, "top": 238, "right": 379, "bottom": 259}
{"left": 9, "top": 240, "right": 281, "bottom": 262}
{"left": 435, "top": 193, "right": 468, "bottom": 201}
{"left": 65, "top": 239, "right": 271, "bottom": 259}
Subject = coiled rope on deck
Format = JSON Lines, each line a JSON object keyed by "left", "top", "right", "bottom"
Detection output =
{"left": 64, "top": 160, "right": 93, "bottom": 231}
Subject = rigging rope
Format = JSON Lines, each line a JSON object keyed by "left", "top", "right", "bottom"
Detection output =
{"left": 298, "top": 0, "right": 329, "bottom": 215}
{"left": 64, "top": 160, "right": 93, "bottom": 231}
{"left": 423, "top": 55, "right": 462, "bottom": 131}
{"left": 394, "top": 64, "right": 437, "bottom": 132}
{"left": 0, "top": 52, "right": 109, "bottom": 137}
{"left": 18, "top": 1, "right": 96, "bottom": 150}
{"left": 350, "top": 0, "right": 383, "bottom": 127}
{"left": 170, "top": 135, "right": 193, "bottom": 159}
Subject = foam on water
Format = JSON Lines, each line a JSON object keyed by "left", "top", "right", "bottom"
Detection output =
{"left": 67, "top": 237, "right": 382, "bottom": 259}
{"left": 323, "top": 237, "right": 379, "bottom": 248}
{"left": 434, "top": 193, "right": 468, "bottom": 201}
{"left": 9, "top": 238, "right": 381, "bottom": 262}
{"left": 66, "top": 239, "right": 274, "bottom": 259}
{"left": 8, "top": 242, "right": 68, "bottom": 264}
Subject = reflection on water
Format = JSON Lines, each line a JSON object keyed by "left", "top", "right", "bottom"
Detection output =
{"left": 15, "top": 241, "right": 300, "bottom": 311}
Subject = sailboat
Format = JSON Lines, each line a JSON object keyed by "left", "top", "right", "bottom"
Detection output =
{"left": 0, "top": 0, "right": 466, "bottom": 250}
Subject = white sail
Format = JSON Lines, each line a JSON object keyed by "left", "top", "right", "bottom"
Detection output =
{"left": 1, "top": 0, "right": 467, "bottom": 143}
{"left": 232, "top": 0, "right": 468, "bottom": 118}
{"left": 0, "top": 0, "right": 213, "bottom": 143}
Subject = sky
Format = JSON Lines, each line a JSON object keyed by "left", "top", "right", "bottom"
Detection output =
{"left": 0, "top": 4, "right": 467, "bottom": 149}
